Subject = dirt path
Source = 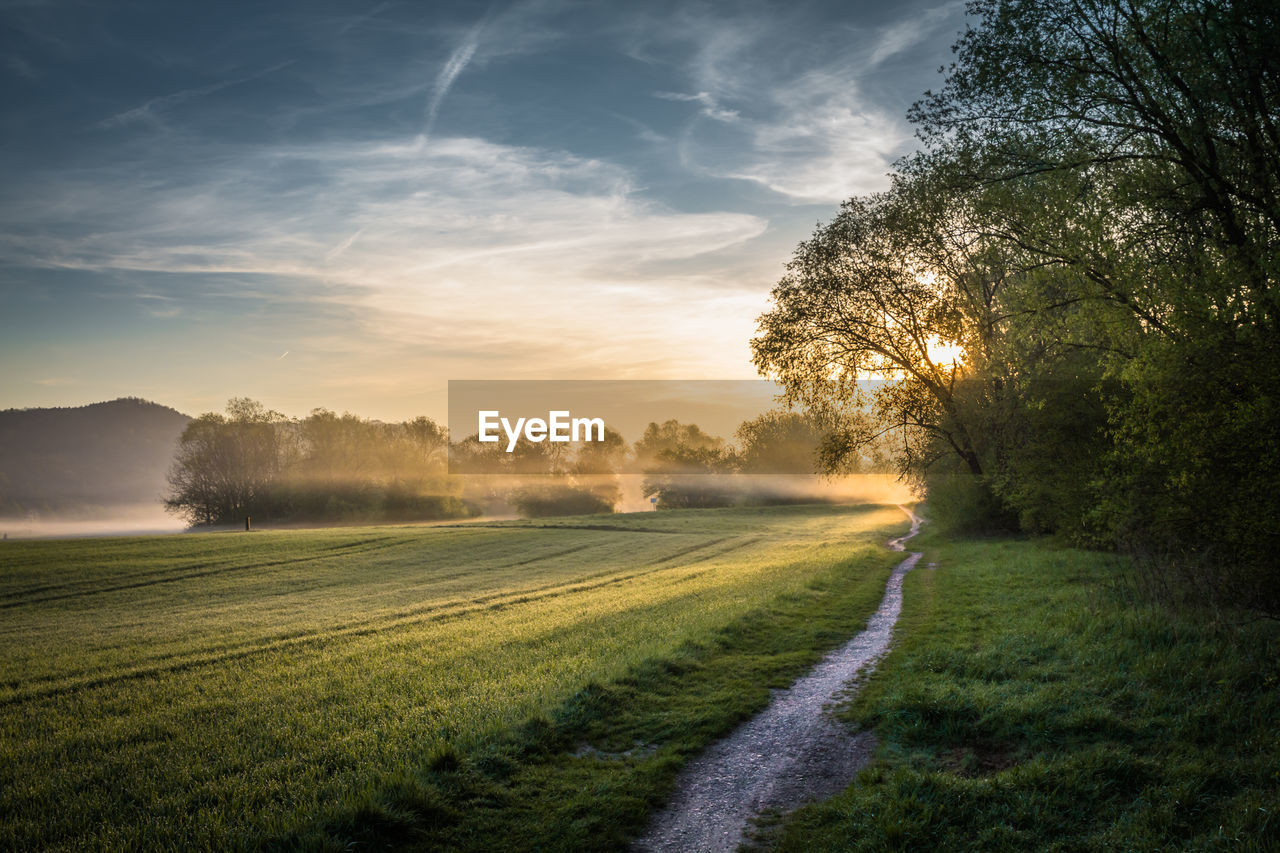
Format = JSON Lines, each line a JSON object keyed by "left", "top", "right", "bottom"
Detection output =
{"left": 632, "top": 505, "right": 923, "bottom": 853}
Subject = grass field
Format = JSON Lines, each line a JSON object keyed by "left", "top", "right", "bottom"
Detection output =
{"left": 0, "top": 503, "right": 909, "bottom": 851}
{"left": 755, "top": 526, "right": 1280, "bottom": 851}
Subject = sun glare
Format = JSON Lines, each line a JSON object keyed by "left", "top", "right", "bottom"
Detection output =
{"left": 926, "top": 337, "right": 965, "bottom": 366}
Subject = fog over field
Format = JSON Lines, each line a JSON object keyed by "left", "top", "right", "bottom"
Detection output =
{"left": 0, "top": 475, "right": 911, "bottom": 538}
{"left": 0, "top": 504, "right": 186, "bottom": 540}
{"left": 610, "top": 473, "right": 913, "bottom": 513}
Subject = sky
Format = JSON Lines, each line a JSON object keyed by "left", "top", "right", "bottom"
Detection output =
{"left": 0, "top": 0, "right": 966, "bottom": 422}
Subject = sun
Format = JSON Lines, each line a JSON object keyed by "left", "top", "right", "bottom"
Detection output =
{"left": 926, "top": 337, "right": 966, "bottom": 367}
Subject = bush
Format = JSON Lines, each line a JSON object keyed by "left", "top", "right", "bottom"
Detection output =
{"left": 924, "top": 472, "right": 1018, "bottom": 536}
{"left": 509, "top": 483, "right": 615, "bottom": 518}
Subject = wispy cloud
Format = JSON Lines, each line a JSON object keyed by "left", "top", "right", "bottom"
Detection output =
{"left": 424, "top": 20, "right": 484, "bottom": 137}
{"left": 864, "top": 1, "right": 963, "bottom": 68}
{"left": 721, "top": 70, "right": 912, "bottom": 202}
{"left": 325, "top": 227, "right": 367, "bottom": 262}
{"left": 0, "top": 133, "right": 772, "bottom": 380}
{"left": 132, "top": 292, "right": 182, "bottom": 318}
{"left": 609, "top": 111, "right": 667, "bottom": 145}
{"left": 631, "top": 2, "right": 962, "bottom": 204}
{"left": 96, "top": 61, "right": 295, "bottom": 129}
{"left": 654, "top": 91, "right": 739, "bottom": 123}
{"left": 337, "top": 0, "right": 396, "bottom": 36}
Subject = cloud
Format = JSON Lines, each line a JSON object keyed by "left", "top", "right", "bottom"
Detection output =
{"left": 337, "top": 1, "right": 396, "bottom": 36}
{"left": 96, "top": 61, "right": 295, "bottom": 129}
{"left": 654, "top": 90, "right": 739, "bottom": 123}
{"left": 325, "top": 227, "right": 367, "bottom": 262}
{"left": 0, "top": 133, "right": 772, "bottom": 379}
{"left": 4, "top": 134, "right": 767, "bottom": 275}
{"left": 609, "top": 111, "right": 667, "bottom": 145}
{"left": 671, "top": 89, "right": 909, "bottom": 203}
{"left": 864, "top": 1, "right": 964, "bottom": 68}
{"left": 630, "top": 2, "right": 962, "bottom": 204}
{"left": 424, "top": 20, "right": 484, "bottom": 136}
{"left": 719, "top": 70, "right": 913, "bottom": 202}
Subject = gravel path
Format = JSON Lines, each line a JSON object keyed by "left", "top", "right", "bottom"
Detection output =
{"left": 632, "top": 505, "right": 923, "bottom": 852}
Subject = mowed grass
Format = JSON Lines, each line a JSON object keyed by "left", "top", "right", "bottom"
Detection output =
{"left": 0, "top": 503, "right": 909, "bottom": 850}
{"left": 756, "top": 526, "right": 1280, "bottom": 852}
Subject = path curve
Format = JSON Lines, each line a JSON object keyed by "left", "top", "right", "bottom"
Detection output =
{"left": 632, "top": 505, "right": 923, "bottom": 853}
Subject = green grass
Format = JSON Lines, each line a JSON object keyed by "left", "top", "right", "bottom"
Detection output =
{"left": 755, "top": 526, "right": 1280, "bottom": 852}
{"left": 0, "top": 503, "right": 909, "bottom": 851}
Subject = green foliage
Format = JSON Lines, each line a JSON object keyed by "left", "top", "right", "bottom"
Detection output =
{"left": 165, "top": 401, "right": 465, "bottom": 527}
{"left": 977, "top": 351, "right": 1117, "bottom": 542}
{"left": 919, "top": 472, "right": 1018, "bottom": 536}
{"left": 635, "top": 420, "right": 737, "bottom": 508}
{"left": 1104, "top": 345, "right": 1280, "bottom": 612}
{"left": 752, "top": 0, "right": 1280, "bottom": 610}
{"left": 571, "top": 426, "right": 630, "bottom": 475}
{"left": 735, "top": 410, "right": 825, "bottom": 474}
{"left": 641, "top": 454, "right": 738, "bottom": 509}
{"left": 758, "top": 530, "right": 1280, "bottom": 851}
{"left": 912, "top": 0, "right": 1280, "bottom": 609}
{"left": 632, "top": 419, "right": 725, "bottom": 470}
{"left": 508, "top": 482, "right": 616, "bottom": 517}
{"left": 751, "top": 188, "right": 989, "bottom": 480}
{"left": 164, "top": 398, "right": 290, "bottom": 526}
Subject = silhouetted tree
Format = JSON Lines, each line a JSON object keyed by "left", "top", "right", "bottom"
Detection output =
{"left": 164, "top": 399, "right": 290, "bottom": 526}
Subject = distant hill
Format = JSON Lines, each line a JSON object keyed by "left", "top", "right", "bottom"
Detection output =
{"left": 0, "top": 398, "right": 191, "bottom": 516}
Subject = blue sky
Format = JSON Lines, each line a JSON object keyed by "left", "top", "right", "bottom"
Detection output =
{"left": 0, "top": 0, "right": 966, "bottom": 421}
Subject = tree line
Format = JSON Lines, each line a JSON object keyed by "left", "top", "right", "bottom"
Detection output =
{"left": 753, "top": 0, "right": 1279, "bottom": 613}
{"left": 164, "top": 399, "right": 463, "bottom": 526}
{"left": 164, "top": 401, "right": 894, "bottom": 525}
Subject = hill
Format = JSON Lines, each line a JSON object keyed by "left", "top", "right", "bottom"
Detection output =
{"left": 0, "top": 398, "right": 190, "bottom": 516}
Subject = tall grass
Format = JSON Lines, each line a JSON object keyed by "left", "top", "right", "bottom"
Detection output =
{"left": 757, "top": 529, "right": 1280, "bottom": 851}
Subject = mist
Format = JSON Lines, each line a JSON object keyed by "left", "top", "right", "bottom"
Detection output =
{"left": 613, "top": 473, "right": 913, "bottom": 513}
{"left": 0, "top": 504, "right": 187, "bottom": 540}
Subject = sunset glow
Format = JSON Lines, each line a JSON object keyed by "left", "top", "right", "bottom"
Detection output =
{"left": 0, "top": 0, "right": 965, "bottom": 421}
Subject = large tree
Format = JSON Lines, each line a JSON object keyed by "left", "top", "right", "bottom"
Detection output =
{"left": 164, "top": 398, "right": 291, "bottom": 526}
{"left": 751, "top": 173, "right": 1009, "bottom": 480}
{"left": 915, "top": 0, "right": 1280, "bottom": 601}
{"left": 754, "top": 0, "right": 1279, "bottom": 606}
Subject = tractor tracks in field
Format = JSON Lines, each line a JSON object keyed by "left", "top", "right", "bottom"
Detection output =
{"left": 0, "top": 535, "right": 411, "bottom": 608}
{"left": 1, "top": 533, "right": 762, "bottom": 707}
{"left": 633, "top": 505, "right": 924, "bottom": 853}
{"left": 0, "top": 524, "right": 718, "bottom": 609}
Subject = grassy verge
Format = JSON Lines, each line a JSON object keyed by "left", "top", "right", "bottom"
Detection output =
{"left": 0, "top": 504, "right": 908, "bottom": 850}
{"left": 755, "top": 527, "right": 1280, "bottom": 851}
